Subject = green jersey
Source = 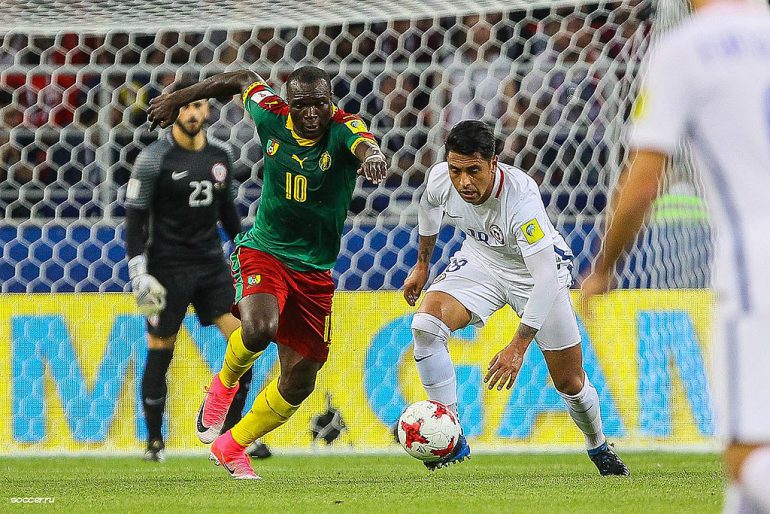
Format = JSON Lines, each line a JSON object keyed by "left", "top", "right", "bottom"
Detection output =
{"left": 237, "top": 80, "right": 376, "bottom": 272}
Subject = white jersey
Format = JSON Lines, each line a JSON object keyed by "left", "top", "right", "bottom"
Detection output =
{"left": 629, "top": 1, "right": 770, "bottom": 442}
{"left": 630, "top": 2, "right": 770, "bottom": 317}
{"left": 419, "top": 161, "right": 573, "bottom": 291}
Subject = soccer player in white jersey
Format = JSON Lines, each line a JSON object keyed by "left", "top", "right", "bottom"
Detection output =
{"left": 582, "top": 0, "right": 770, "bottom": 511}
{"left": 403, "top": 120, "right": 629, "bottom": 475}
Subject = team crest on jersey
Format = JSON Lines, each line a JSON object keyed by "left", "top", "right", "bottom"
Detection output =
{"left": 489, "top": 224, "right": 504, "bottom": 244}
{"left": 210, "top": 162, "right": 227, "bottom": 183}
{"left": 266, "top": 139, "right": 280, "bottom": 157}
{"left": 247, "top": 275, "right": 261, "bottom": 286}
{"left": 319, "top": 151, "right": 332, "bottom": 172}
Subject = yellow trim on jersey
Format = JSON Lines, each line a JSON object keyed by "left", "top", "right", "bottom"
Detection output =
{"left": 285, "top": 105, "right": 339, "bottom": 147}
{"left": 241, "top": 81, "right": 269, "bottom": 106}
{"left": 350, "top": 136, "right": 375, "bottom": 154}
{"left": 522, "top": 219, "right": 545, "bottom": 244}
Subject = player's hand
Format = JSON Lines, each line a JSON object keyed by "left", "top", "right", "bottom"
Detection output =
{"left": 147, "top": 90, "right": 182, "bottom": 131}
{"left": 357, "top": 154, "right": 388, "bottom": 185}
{"left": 131, "top": 274, "right": 167, "bottom": 317}
{"left": 579, "top": 269, "right": 614, "bottom": 322}
{"left": 485, "top": 342, "right": 525, "bottom": 391}
{"left": 127, "top": 255, "right": 167, "bottom": 317}
{"left": 580, "top": 269, "right": 613, "bottom": 302}
{"left": 403, "top": 265, "right": 429, "bottom": 306}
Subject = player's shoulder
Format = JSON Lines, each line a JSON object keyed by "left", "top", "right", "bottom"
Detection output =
{"left": 206, "top": 136, "right": 235, "bottom": 162}
{"left": 655, "top": 6, "right": 765, "bottom": 55}
{"left": 331, "top": 107, "right": 369, "bottom": 133}
{"left": 499, "top": 162, "right": 537, "bottom": 195}
{"left": 242, "top": 80, "right": 289, "bottom": 116}
{"left": 498, "top": 163, "right": 544, "bottom": 214}
{"left": 425, "top": 162, "right": 451, "bottom": 189}
{"left": 135, "top": 134, "right": 174, "bottom": 171}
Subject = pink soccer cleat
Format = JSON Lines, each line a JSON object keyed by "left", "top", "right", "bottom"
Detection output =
{"left": 209, "top": 431, "right": 261, "bottom": 480}
{"left": 196, "top": 375, "right": 239, "bottom": 444}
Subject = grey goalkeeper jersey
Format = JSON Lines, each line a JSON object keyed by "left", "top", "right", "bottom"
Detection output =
{"left": 125, "top": 132, "right": 237, "bottom": 266}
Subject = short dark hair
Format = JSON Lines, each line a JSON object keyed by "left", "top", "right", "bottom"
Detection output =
{"left": 287, "top": 65, "right": 331, "bottom": 90}
{"left": 445, "top": 120, "right": 498, "bottom": 160}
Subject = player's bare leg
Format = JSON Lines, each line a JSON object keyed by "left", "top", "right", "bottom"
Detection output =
{"left": 411, "top": 292, "right": 472, "bottom": 470}
{"left": 724, "top": 443, "right": 770, "bottom": 513}
{"left": 142, "top": 332, "right": 176, "bottom": 462}
{"left": 196, "top": 297, "right": 275, "bottom": 444}
{"left": 542, "top": 345, "right": 629, "bottom": 476}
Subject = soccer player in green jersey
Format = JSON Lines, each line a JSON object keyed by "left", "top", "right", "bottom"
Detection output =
{"left": 148, "top": 66, "right": 387, "bottom": 479}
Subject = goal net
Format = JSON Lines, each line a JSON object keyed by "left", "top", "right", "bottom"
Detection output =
{"left": 1, "top": 0, "right": 716, "bottom": 454}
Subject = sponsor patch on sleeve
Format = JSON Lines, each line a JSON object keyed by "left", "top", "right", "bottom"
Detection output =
{"left": 522, "top": 218, "right": 545, "bottom": 244}
{"left": 344, "top": 117, "right": 368, "bottom": 134}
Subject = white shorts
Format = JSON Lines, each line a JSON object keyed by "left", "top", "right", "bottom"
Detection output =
{"left": 427, "top": 253, "right": 581, "bottom": 351}
{"left": 712, "top": 311, "right": 770, "bottom": 443}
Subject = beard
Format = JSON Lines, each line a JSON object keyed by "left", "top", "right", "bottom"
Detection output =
{"left": 175, "top": 119, "right": 203, "bottom": 137}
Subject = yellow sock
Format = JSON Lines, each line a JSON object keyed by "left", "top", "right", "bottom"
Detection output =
{"left": 230, "top": 378, "right": 299, "bottom": 446}
{"left": 218, "top": 327, "right": 262, "bottom": 388}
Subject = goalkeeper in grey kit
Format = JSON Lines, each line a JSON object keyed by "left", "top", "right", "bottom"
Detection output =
{"left": 124, "top": 82, "right": 268, "bottom": 461}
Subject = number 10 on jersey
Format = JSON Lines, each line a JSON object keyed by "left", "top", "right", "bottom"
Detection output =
{"left": 285, "top": 172, "right": 307, "bottom": 202}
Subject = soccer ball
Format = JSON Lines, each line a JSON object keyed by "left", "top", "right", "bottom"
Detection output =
{"left": 396, "top": 400, "right": 461, "bottom": 462}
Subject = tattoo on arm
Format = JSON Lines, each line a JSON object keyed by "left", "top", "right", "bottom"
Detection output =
{"left": 512, "top": 322, "right": 538, "bottom": 347}
{"left": 417, "top": 234, "right": 437, "bottom": 266}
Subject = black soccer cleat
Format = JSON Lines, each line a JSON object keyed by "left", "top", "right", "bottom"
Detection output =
{"left": 143, "top": 438, "right": 166, "bottom": 463}
{"left": 588, "top": 442, "right": 630, "bottom": 476}
{"left": 245, "top": 439, "right": 272, "bottom": 459}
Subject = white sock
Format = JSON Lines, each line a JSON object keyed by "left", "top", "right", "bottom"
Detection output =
{"left": 724, "top": 483, "right": 765, "bottom": 514}
{"left": 411, "top": 313, "right": 457, "bottom": 407}
{"left": 557, "top": 372, "right": 606, "bottom": 451}
{"left": 742, "top": 448, "right": 770, "bottom": 512}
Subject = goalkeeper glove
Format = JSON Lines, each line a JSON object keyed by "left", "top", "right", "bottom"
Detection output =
{"left": 128, "top": 255, "right": 167, "bottom": 317}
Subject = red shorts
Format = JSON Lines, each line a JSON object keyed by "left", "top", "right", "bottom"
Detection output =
{"left": 231, "top": 247, "right": 334, "bottom": 362}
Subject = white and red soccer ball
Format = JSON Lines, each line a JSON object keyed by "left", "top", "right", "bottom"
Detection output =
{"left": 397, "top": 400, "right": 461, "bottom": 462}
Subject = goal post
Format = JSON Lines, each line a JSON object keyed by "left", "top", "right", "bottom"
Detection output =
{"left": 1, "top": 0, "right": 717, "bottom": 454}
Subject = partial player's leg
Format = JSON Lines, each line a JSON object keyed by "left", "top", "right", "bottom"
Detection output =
{"left": 725, "top": 444, "right": 770, "bottom": 513}
{"left": 210, "top": 257, "right": 330, "bottom": 480}
{"left": 196, "top": 294, "right": 280, "bottom": 444}
{"left": 141, "top": 265, "right": 193, "bottom": 462}
{"left": 412, "top": 254, "right": 507, "bottom": 470}
{"left": 713, "top": 315, "right": 770, "bottom": 513}
{"left": 210, "top": 343, "right": 319, "bottom": 479}
{"left": 535, "top": 288, "right": 629, "bottom": 476}
{"left": 414, "top": 291, "right": 471, "bottom": 415}
{"left": 413, "top": 292, "right": 474, "bottom": 470}
{"left": 142, "top": 332, "right": 176, "bottom": 462}
{"left": 196, "top": 248, "right": 286, "bottom": 444}
{"left": 209, "top": 312, "right": 272, "bottom": 459}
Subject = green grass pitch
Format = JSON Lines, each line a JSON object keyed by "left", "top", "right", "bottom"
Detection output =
{"left": 1, "top": 452, "right": 723, "bottom": 513}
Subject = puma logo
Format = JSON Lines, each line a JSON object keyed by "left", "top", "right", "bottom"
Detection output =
{"left": 292, "top": 154, "right": 307, "bottom": 168}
